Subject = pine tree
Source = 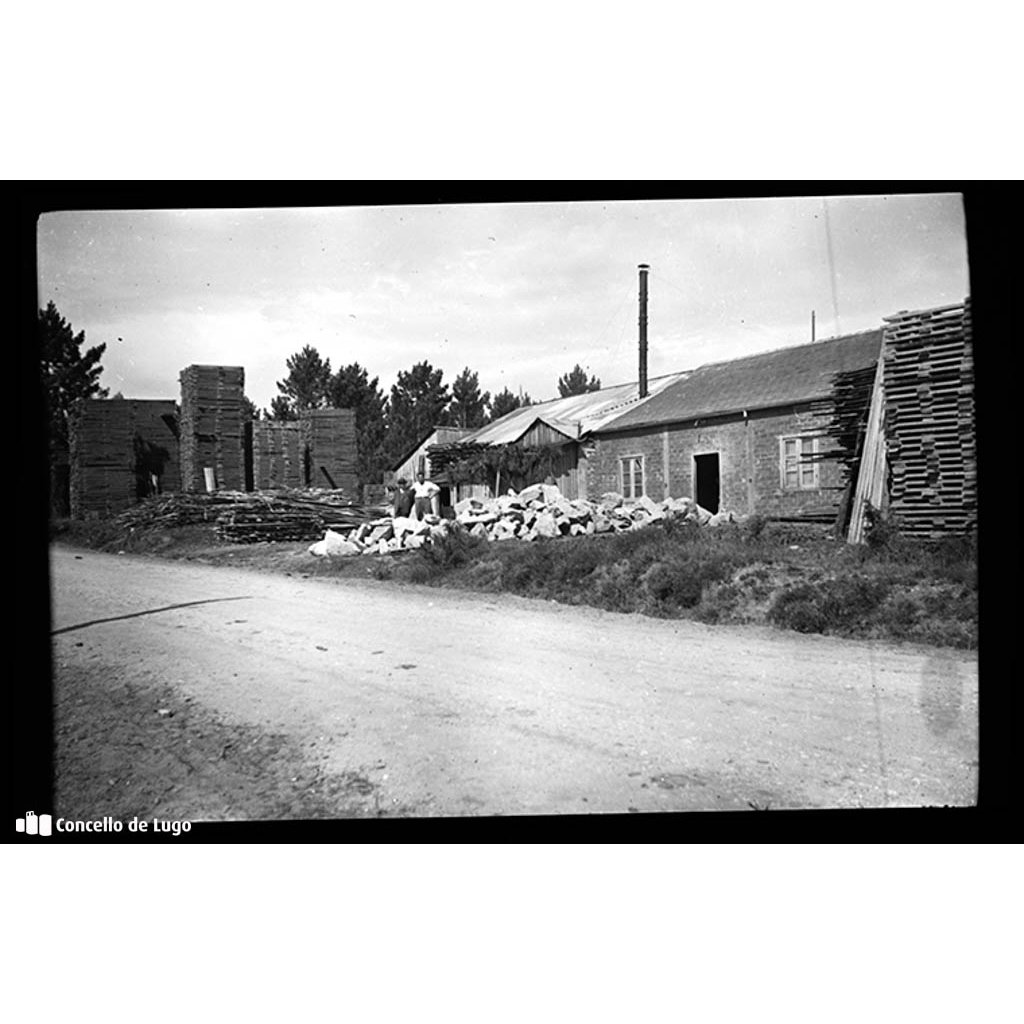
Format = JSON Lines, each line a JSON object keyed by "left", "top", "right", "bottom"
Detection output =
{"left": 385, "top": 361, "right": 450, "bottom": 463}
{"left": 557, "top": 364, "right": 601, "bottom": 397}
{"left": 328, "top": 363, "right": 387, "bottom": 486}
{"left": 488, "top": 386, "right": 532, "bottom": 422}
{"left": 39, "top": 301, "right": 108, "bottom": 515}
{"left": 273, "top": 345, "right": 332, "bottom": 418}
{"left": 269, "top": 395, "right": 297, "bottom": 422}
{"left": 448, "top": 367, "right": 491, "bottom": 428}
{"left": 39, "top": 301, "right": 108, "bottom": 453}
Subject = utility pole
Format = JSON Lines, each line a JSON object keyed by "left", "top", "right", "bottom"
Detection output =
{"left": 638, "top": 263, "right": 649, "bottom": 398}
{"left": 811, "top": 309, "right": 816, "bottom": 343}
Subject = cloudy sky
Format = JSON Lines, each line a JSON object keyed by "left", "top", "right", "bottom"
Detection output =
{"left": 36, "top": 194, "right": 969, "bottom": 412}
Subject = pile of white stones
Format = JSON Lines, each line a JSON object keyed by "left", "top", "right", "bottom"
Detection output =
{"left": 308, "top": 482, "right": 740, "bottom": 557}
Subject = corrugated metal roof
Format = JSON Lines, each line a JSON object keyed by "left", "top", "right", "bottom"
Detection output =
{"left": 463, "top": 372, "right": 689, "bottom": 446}
{"left": 595, "top": 329, "right": 883, "bottom": 433}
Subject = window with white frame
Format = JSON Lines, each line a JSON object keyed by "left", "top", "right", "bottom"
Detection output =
{"left": 620, "top": 455, "right": 644, "bottom": 499}
{"left": 779, "top": 435, "right": 820, "bottom": 490}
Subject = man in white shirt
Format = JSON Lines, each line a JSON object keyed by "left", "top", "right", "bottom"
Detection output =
{"left": 411, "top": 471, "right": 440, "bottom": 520}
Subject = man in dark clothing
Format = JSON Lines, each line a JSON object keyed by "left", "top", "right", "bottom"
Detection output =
{"left": 393, "top": 477, "right": 414, "bottom": 518}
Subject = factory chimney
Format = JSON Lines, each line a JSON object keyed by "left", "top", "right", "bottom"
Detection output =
{"left": 638, "top": 263, "right": 650, "bottom": 398}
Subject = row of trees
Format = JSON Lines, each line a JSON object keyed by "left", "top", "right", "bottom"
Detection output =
{"left": 37, "top": 300, "right": 606, "bottom": 496}
{"left": 262, "top": 345, "right": 603, "bottom": 487}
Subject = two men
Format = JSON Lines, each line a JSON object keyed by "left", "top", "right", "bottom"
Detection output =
{"left": 392, "top": 471, "right": 440, "bottom": 520}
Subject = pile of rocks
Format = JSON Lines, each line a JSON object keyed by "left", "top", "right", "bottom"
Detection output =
{"left": 308, "top": 514, "right": 452, "bottom": 557}
{"left": 308, "top": 482, "right": 741, "bottom": 557}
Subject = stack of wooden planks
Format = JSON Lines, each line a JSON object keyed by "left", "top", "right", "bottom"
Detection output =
{"left": 252, "top": 421, "right": 304, "bottom": 490}
{"left": 881, "top": 300, "right": 975, "bottom": 538}
{"left": 112, "top": 489, "right": 387, "bottom": 542}
{"left": 216, "top": 506, "right": 324, "bottom": 543}
{"left": 178, "top": 365, "right": 246, "bottom": 492}
{"left": 299, "top": 409, "right": 358, "bottom": 495}
{"left": 70, "top": 399, "right": 179, "bottom": 518}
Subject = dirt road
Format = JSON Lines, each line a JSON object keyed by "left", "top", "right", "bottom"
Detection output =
{"left": 50, "top": 545, "right": 978, "bottom": 818}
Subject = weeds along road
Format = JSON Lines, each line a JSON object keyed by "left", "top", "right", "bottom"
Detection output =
{"left": 50, "top": 545, "right": 978, "bottom": 817}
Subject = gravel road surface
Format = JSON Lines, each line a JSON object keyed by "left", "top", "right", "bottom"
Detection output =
{"left": 50, "top": 546, "right": 978, "bottom": 818}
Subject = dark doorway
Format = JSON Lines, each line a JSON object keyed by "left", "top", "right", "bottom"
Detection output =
{"left": 694, "top": 453, "right": 720, "bottom": 513}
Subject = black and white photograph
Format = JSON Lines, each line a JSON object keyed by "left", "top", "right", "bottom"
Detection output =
{"left": 27, "top": 191, "right": 983, "bottom": 830}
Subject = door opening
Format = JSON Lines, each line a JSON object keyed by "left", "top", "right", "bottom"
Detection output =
{"left": 694, "top": 453, "right": 720, "bottom": 513}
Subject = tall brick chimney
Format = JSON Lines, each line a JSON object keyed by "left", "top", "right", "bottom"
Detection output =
{"left": 638, "top": 263, "right": 650, "bottom": 398}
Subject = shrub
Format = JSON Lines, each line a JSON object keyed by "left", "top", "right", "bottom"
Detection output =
{"left": 767, "top": 575, "right": 890, "bottom": 636}
{"left": 590, "top": 560, "right": 639, "bottom": 612}
{"left": 695, "top": 581, "right": 742, "bottom": 623}
{"left": 640, "top": 561, "right": 703, "bottom": 608}
{"left": 463, "top": 558, "right": 504, "bottom": 591}
{"left": 369, "top": 558, "right": 393, "bottom": 581}
{"left": 417, "top": 527, "right": 487, "bottom": 570}
{"left": 863, "top": 502, "right": 898, "bottom": 551}
{"left": 660, "top": 517, "right": 702, "bottom": 543}
{"left": 743, "top": 513, "right": 767, "bottom": 541}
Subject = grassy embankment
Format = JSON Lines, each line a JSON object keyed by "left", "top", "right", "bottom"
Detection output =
{"left": 52, "top": 511, "right": 978, "bottom": 650}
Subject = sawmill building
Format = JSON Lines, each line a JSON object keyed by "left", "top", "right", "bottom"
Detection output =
{"left": 589, "top": 329, "right": 883, "bottom": 519}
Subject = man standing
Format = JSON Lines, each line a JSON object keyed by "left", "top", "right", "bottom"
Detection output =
{"left": 392, "top": 477, "right": 414, "bottom": 519}
{"left": 411, "top": 471, "right": 440, "bottom": 520}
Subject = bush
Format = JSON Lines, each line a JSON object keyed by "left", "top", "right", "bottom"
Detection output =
{"left": 590, "top": 560, "right": 639, "bottom": 612}
{"left": 695, "top": 581, "right": 742, "bottom": 623}
{"left": 743, "top": 514, "right": 767, "bottom": 541}
{"left": 369, "top": 558, "right": 393, "bottom": 581}
{"left": 417, "top": 527, "right": 487, "bottom": 571}
{"left": 640, "top": 561, "right": 703, "bottom": 608}
{"left": 463, "top": 558, "right": 504, "bottom": 591}
{"left": 863, "top": 502, "right": 898, "bottom": 551}
{"left": 767, "top": 575, "right": 890, "bottom": 636}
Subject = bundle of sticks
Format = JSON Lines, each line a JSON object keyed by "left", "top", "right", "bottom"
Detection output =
{"left": 114, "top": 490, "right": 388, "bottom": 541}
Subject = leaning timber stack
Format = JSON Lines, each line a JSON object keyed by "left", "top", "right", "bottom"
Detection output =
{"left": 299, "top": 409, "right": 358, "bottom": 495}
{"left": 178, "top": 365, "right": 246, "bottom": 492}
{"left": 881, "top": 299, "right": 976, "bottom": 538}
{"left": 847, "top": 351, "right": 887, "bottom": 544}
{"left": 252, "top": 421, "right": 304, "bottom": 490}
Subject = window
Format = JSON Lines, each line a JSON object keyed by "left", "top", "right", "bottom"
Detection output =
{"left": 780, "top": 435, "right": 819, "bottom": 490}
{"left": 620, "top": 455, "right": 644, "bottom": 499}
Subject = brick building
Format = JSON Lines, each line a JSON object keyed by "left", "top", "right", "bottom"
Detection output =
{"left": 589, "top": 330, "right": 883, "bottom": 517}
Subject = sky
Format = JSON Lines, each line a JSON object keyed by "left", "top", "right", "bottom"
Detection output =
{"left": 36, "top": 194, "right": 970, "bottom": 413}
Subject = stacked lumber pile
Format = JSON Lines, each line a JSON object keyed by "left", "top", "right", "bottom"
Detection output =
{"left": 216, "top": 506, "right": 324, "bottom": 543}
{"left": 300, "top": 409, "right": 358, "bottom": 494}
{"left": 69, "top": 399, "right": 179, "bottom": 518}
{"left": 882, "top": 300, "right": 975, "bottom": 538}
{"left": 309, "top": 483, "right": 740, "bottom": 556}
{"left": 111, "top": 489, "right": 386, "bottom": 541}
{"left": 179, "top": 365, "right": 246, "bottom": 492}
{"left": 252, "top": 421, "right": 304, "bottom": 490}
{"left": 813, "top": 364, "right": 878, "bottom": 475}
{"left": 70, "top": 400, "right": 133, "bottom": 518}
